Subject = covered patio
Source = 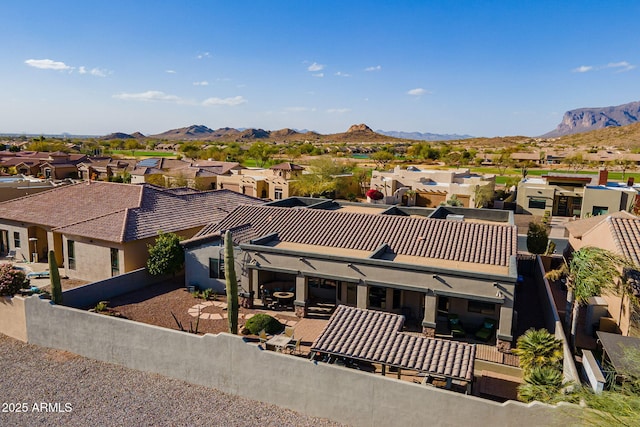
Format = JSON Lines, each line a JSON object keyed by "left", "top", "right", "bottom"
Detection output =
{"left": 310, "top": 305, "right": 476, "bottom": 393}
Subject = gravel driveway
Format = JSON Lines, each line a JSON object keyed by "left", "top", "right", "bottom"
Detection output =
{"left": 0, "top": 335, "right": 345, "bottom": 427}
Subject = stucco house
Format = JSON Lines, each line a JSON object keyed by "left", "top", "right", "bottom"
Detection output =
{"left": 0, "top": 151, "right": 87, "bottom": 179}
{"left": 564, "top": 211, "right": 640, "bottom": 337}
{"left": 182, "top": 198, "right": 518, "bottom": 350}
{"left": 370, "top": 166, "right": 495, "bottom": 208}
{"left": 517, "top": 169, "right": 640, "bottom": 217}
{"left": 0, "top": 182, "right": 263, "bottom": 282}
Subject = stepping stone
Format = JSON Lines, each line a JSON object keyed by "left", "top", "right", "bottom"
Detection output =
{"left": 245, "top": 313, "right": 255, "bottom": 319}
{"left": 199, "top": 313, "right": 212, "bottom": 320}
{"left": 201, "top": 301, "right": 214, "bottom": 307}
{"left": 210, "top": 313, "right": 223, "bottom": 320}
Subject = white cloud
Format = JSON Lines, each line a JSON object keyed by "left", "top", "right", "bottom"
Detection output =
{"left": 335, "top": 71, "right": 351, "bottom": 77}
{"left": 202, "top": 96, "right": 247, "bottom": 106}
{"left": 365, "top": 65, "right": 381, "bottom": 72}
{"left": 572, "top": 65, "right": 593, "bottom": 73}
{"left": 25, "top": 59, "right": 73, "bottom": 71}
{"left": 327, "top": 108, "right": 351, "bottom": 114}
{"left": 78, "top": 66, "right": 87, "bottom": 74}
{"left": 407, "top": 88, "right": 428, "bottom": 96}
{"left": 193, "top": 81, "right": 209, "bottom": 86}
{"left": 89, "top": 67, "right": 109, "bottom": 77}
{"left": 113, "top": 90, "right": 183, "bottom": 103}
{"left": 606, "top": 61, "right": 636, "bottom": 72}
{"left": 312, "top": 73, "right": 324, "bottom": 78}
{"left": 308, "top": 62, "right": 324, "bottom": 72}
{"left": 166, "top": 70, "right": 177, "bottom": 74}
{"left": 197, "top": 52, "right": 211, "bottom": 59}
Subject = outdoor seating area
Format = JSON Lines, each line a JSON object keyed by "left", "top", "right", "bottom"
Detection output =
{"left": 310, "top": 306, "right": 477, "bottom": 394}
{"left": 260, "top": 281, "right": 295, "bottom": 311}
{"left": 262, "top": 326, "right": 302, "bottom": 354}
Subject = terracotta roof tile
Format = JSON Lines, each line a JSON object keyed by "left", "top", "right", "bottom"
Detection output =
{"left": 311, "top": 306, "right": 476, "bottom": 381}
{"left": 0, "top": 182, "right": 264, "bottom": 243}
{"left": 213, "top": 205, "right": 517, "bottom": 266}
{"left": 607, "top": 217, "right": 640, "bottom": 266}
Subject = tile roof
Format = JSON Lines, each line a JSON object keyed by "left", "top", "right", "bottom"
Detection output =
{"left": 311, "top": 305, "right": 476, "bottom": 381}
{"left": 564, "top": 211, "right": 638, "bottom": 238}
{"left": 212, "top": 205, "right": 517, "bottom": 266}
{"left": 607, "top": 216, "right": 640, "bottom": 266}
{"left": 0, "top": 181, "right": 264, "bottom": 243}
{"left": 270, "top": 162, "right": 304, "bottom": 171}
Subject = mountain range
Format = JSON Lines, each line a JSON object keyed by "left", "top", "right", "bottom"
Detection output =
{"left": 543, "top": 100, "right": 640, "bottom": 137}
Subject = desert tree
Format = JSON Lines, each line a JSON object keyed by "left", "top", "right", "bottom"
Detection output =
{"left": 146, "top": 232, "right": 184, "bottom": 276}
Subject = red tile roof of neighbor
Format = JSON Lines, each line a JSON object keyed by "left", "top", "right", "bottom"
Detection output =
{"left": 0, "top": 181, "right": 264, "bottom": 243}
{"left": 607, "top": 216, "right": 640, "bottom": 266}
{"left": 210, "top": 205, "right": 517, "bottom": 266}
{"left": 311, "top": 306, "right": 476, "bottom": 381}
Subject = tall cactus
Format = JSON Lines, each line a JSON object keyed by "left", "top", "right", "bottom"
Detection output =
{"left": 49, "top": 250, "right": 63, "bottom": 304}
{"left": 224, "top": 230, "right": 239, "bottom": 335}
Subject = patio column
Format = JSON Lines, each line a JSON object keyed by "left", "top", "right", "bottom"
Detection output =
{"left": 249, "top": 268, "right": 259, "bottom": 296}
{"left": 293, "top": 274, "right": 308, "bottom": 318}
{"left": 356, "top": 281, "right": 368, "bottom": 310}
{"left": 422, "top": 293, "right": 437, "bottom": 338}
{"left": 496, "top": 298, "right": 514, "bottom": 352}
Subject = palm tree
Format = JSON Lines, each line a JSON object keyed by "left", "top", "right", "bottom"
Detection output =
{"left": 546, "top": 247, "right": 631, "bottom": 352}
{"left": 517, "top": 366, "right": 565, "bottom": 403}
{"left": 512, "top": 328, "right": 563, "bottom": 376}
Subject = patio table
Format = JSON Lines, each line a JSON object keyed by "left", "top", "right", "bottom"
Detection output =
{"left": 266, "top": 334, "right": 294, "bottom": 352}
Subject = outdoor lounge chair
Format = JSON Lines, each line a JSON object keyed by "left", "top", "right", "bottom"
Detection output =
{"left": 475, "top": 318, "right": 496, "bottom": 342}
{"left": 284, "top": 326, "right": 295, "bottom": 338}
{"left": 448, "top": 314, "right": 466, "bottom": 338}
{"left": 286, "top": 338, "right": 301, "bottom": 355}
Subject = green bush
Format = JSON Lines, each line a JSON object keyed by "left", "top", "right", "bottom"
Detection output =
{"left": 243, "top": 313, "right": 284, "bottom": 335}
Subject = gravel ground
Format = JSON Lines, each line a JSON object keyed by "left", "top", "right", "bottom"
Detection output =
{"left": 0, "top": 335, "right": 345, "bottom": 427}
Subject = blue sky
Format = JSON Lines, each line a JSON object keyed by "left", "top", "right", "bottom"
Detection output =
{"left": 2, "top": 1, "right": 639, "bottom": 137}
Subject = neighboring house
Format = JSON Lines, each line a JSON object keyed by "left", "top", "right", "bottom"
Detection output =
{"left": 216, "top": 162, "right": 304, "bottom": 199}
{"left": 0, "top": 151, "right": 87, "bottom": 179}
{"left": 564, "top": 212, "right": 640, "bottom": 337}
{"left": 370, "top": 166, "right": 495, "bottom": 207}
{"left": 77, "top": 157, "right": 133, "bottom": 181}
{"left": 182, "top": 198, "right": 518, "bottom": 350}
{"left": 129, "top": 158, "right": 241, "bottom": 189}
{"left": 0, "top": 175, "right": 58, "bottom": 202}
{"left": 516, "top": 169, "right": 640, "bottom": 217}
{"left": 0, "top": 182, "right": 264, "bottom": 281}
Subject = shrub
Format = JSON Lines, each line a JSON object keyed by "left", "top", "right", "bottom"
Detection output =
{"left": 147, "top": 232, "right": 184, "bottom": 276}
{"left": 0, "top": 264, "right": 29, "bottom": 296}
{"left": 243, "top": 313, "right": 284, "bottom": 335}
{"left": 526, "top": 222, "right": 549, "bottom": 254}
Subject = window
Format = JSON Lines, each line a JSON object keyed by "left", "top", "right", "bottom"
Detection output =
{"left": 209, "top": 256, "right": 225, "bottom": 279}
{"left": 13, "top": 232, "right": 21, "bottom": 248}
{"left": 274, "top": 188, "right": 283, "bottom": 200}
{"left": 67, "top": 240, "right": 76, "bottom": 270}
{"left": 468, "top": 300, "right": 495, "bottom": 315}
{"left": 110, "top": 248, "right": 119, "bottom": 276}
{"left": 369, "top": 286, "right": 386, "bottom": 309}
{"left": 528, "top": 198, "right": 546, "bottom": 209}
{"left": 592, "top": 206, "right": 609, "bottom": 216}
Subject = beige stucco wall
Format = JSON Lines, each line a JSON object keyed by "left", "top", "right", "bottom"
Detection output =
{"left": 0, "top": 295, "right": 27, "bottom": 342}
{"left": 582, "top": 187, "right": 628, "bottom": 218}
{"left": 516, "top": 183, "right": 555, "bottom": 215}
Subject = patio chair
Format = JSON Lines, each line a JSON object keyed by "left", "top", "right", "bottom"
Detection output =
{"left": 448, "top": 314, "right": 466, "bottom": 338}
{"left": 284, "top": 326, "right": 295, "bottom": 338}
{"left": 475, "top": 318, "right": 497, "bottom": 342}
{"left": 286, "top": 338, "right": 301, "bottom": 355}
{"left": 6, "top": 250, "right": 16, "bottom": 261}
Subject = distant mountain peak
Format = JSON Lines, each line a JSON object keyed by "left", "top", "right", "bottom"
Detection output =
{"left": 347, "top": 123, "right": 374, "bottom": 133}
{"left": 543, "top": 101, "right": 640, "bottom": 137}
